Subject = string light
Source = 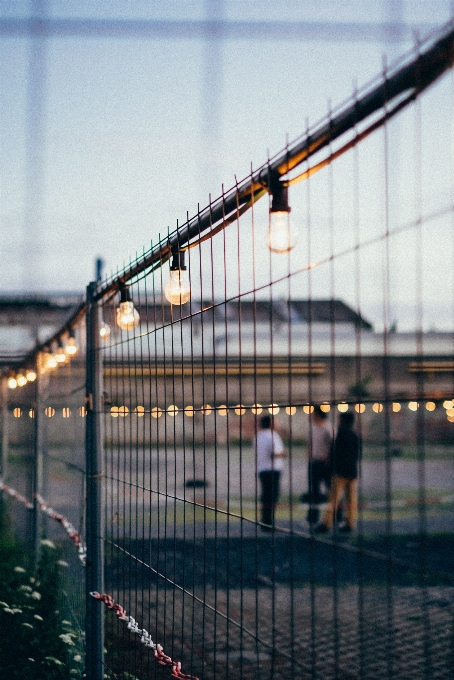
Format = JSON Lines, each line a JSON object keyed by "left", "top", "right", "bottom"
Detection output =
{"left": 44, "top": 352, "right": 58, "bottom": 370}
{"left": 267, "top": 175, "right": 298, "bottom": 254}
{"left": 100, "top": 321, "right": 111, "bottom": 340}
{"left": 7, "top": 376, "right": 17, "bottom": 389}
{"left": 16, "top": 373, "right": 27, "bottom": 387}
{"left": 65, "top": 329, "right": 78, "bottom": 356}
{"left": 26, "top": 369, "right": 37, "bottom": 382}
{"left": 164, "top": 246, "right": 191, "bottom": 305}
{"left": 55, "top": 343, "right": 67, "bottom": 364}
{"left": 116, "top": 285, "right": 140, "bottom": 330}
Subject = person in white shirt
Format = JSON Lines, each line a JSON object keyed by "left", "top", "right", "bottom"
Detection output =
{"left": 254, "top": 415, "right": 286, "bottom": 530}
{"left": 301, "top": 406, "right": 333, "bottom": 506}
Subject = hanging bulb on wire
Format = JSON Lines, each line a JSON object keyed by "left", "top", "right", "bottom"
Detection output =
{"left": 45, "top": 352, "right": 58, "bottom": 370}
{"left": 116, "top": 286, "right": 140, "bottom": 330}
{"left": 26, "top": 369, "right": 37, "bottom": 382}
{"left": 267, "top": 176, "right": 298, "bottom": 254}
{"left": 100, "top": 320, "right": 111, "bottom": 341}
{"left": 65, "top": 330, "right": 78, "bottom": 356}
{"left": 55, "top": 343, "right": 67, "bottom": 364}
{"left": 7, "top": 376, "right": 17, "bottom": 389}
{"left": 16, "top": 373, "right": 28, "bottom": 387}
{"left": 164, "top": 246, "right": 191, "bottom": 305}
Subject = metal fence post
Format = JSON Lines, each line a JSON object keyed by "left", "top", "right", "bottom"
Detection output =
{"left": 0, "top": 376, "right": 8, "bottom": 484}
{"left": 85, "top": 281, "right": 105, "bottom": 680}
{"left": 32, "top": 358, "right": 45, "bottom": 570}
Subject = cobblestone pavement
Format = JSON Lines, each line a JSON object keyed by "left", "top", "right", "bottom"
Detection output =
{"left": 114, "top": 585, "right": 454, "bottom": 680}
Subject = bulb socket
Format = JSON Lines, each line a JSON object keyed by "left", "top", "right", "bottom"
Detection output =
{"left": 269, "top": 175, "right": 290, "bottom": 214}
{"left": 170, "top": 247, "right": 186, "bottom": 271}
{"left": 119, "top": 285, "right": 132, "bottom": 303}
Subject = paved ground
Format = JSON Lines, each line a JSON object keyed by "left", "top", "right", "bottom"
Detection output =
{"left": 106, "top": 581, "right": 454, "bottom": 680}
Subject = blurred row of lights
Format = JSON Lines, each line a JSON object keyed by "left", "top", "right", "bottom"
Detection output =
{"left": 6, "top": 331, "right": 79, "bottom": 387}
{"left": 13, "top": 407, "right": 86, "bottom": 418}
{"left": 11, "top": 400, "right": 453, "bottom": 419}
{"left": 7, "top": 399, "right": 454, "bottom": 418}
{"left": 111, "top": 400, "right": 454, "bottom": 417}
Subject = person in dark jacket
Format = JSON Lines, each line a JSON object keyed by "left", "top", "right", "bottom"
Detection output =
{"left": 315, "top": 410, "right": 360, "bottom": 533}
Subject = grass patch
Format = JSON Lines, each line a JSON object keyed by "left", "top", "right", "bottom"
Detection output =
{"left": 0, "top": 500, "right": 83, "bottom": 679}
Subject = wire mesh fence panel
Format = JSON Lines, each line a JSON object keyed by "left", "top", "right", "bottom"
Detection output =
{"left": 1, "top": 17, "right": 454, "bottom": 680}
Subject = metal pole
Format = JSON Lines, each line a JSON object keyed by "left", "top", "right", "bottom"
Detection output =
{"left": 32, "top": 357, "right": 45, "bottom": 571}
{"left": 0, "top": 376, "right": 8, "bottom": 483}
{"left": 85, "top": 281, "right": 105, "bottom": 680}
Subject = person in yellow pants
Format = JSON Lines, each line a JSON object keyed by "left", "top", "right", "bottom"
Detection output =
{"left": 315, "top": 410, "right": 360, "bottom": 534}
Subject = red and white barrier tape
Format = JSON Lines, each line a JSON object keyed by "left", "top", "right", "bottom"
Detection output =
{"left": 35, "top": 494, "right": 86, "bottom": 565}
{"left": 0, "top": 480, "right": 34, "bottom": 510}
{"left": 0, "top": 480, "right": 86, "bottom": 565}
{"left": 90, "top": 592, "right": 199, "bottom": 680}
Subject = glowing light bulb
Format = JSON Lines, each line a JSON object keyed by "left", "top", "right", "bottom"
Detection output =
{"left": 26, "top": 369, "right": 37, "bottom": 382}
{"left": 45, "top": 353, "right": 58, "bottom": 369}
{"left": 65, "top": 333, "right": 78, "bottom": 356}
{"left": 100, "top": 321, "right": 111, "bottom": 340}
{"left": 116, "top": 300, "right": 140, "bottom": 330}
{"left": 116, "top": 286, "right": 140, "bottom": 330}
{"left": 267, "top": 176, "right": 298, "bottom": 254}
{"left": 16, "top": 374, "right": 28, "bottom": 387}
{"left": 268, "top": 211, "right": 298, "bottom": 253}
{"left": 55, "top": 345, "right": 67, "bottom": 363}
{"left": 7, "top": 377, "right": 17, "bottom": 389}
{"left": 165, "top": 270, "right": 191, "bottom": 305}
{"left": 164, "top": 246, "right": 190, "bottom": 305}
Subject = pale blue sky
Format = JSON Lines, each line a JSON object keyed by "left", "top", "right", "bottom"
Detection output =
{"left": 1, "top": 1, "right": 454, "bottom": 330}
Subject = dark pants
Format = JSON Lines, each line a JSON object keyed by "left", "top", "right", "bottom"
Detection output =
{"left": 308, "top": 460, "right": 331, "bottom": 502}
{"left": 259, "top": 470, "right": 281, "bottom": 527}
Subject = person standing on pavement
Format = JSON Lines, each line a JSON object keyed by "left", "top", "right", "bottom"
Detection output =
{"left": 301, "top": 405, "right": 333, "bottom": 505}
{"left": 316, "top": 410, "right": 361, "bottom": 534}
{"left": 255, "top": 415, "right": 286, "bottom": 530}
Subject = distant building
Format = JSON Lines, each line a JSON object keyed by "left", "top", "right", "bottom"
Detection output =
{"left": 0, "top": 293, "right": 83, "bottom": 365}
{"left": 3, "top": 294, "right": 454, "bottom": 446}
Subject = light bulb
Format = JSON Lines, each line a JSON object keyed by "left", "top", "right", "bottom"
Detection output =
{"left": 55, "top": 345, "right": 67, "bottom": 363}
{"left": 65, "top": 335, "right": 78, "bottom": 356}
{"left": 267, "top": 211, "right": 298, "bottom": 253}
{"left": 164, "top": 270, "right": 191, "bottom": 305}
{"left": 116, "top": 299, "right": 140, "bottom": 330}
{"left": 266, "top": 175, "right": 298, "bottom": 254}
{"left": 16, "top": 374, "right": 28, "bottom": 387}
{"left": 26, "top": 369, "right": 37, "bottom": 382}
{"left": 44, "top": 353, "right": 58, "bottom": 369}
{"left": 100, "top": 321, "right": 111, "bottom": 341}
{"left": 164, "top": 246, "right": 191, "bottom": 305}
{"left": 7, "top": 377, "right": 17, "bottom": 389}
